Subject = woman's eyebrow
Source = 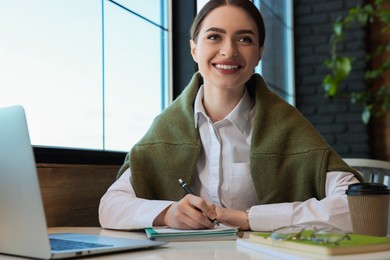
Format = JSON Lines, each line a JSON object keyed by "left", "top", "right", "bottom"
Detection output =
{"left": 205, "top": 27, "right": 225, "bottom": 33}
{"left": 236, "top": 29, "right": 255, "bottom": 35}
{"left": 204, "top": 27, "right": 255, "bottom": 35}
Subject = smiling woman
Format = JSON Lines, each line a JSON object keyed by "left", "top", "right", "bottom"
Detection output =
{"left": 99, "top": 0, "right": 362, "bottom": 235}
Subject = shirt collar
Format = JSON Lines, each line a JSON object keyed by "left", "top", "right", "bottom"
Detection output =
{"left": 194, "top": 86, "right": 253, "bottom": 134}
{"left": 194, "top": 85, "right": 206, "bottom": 129}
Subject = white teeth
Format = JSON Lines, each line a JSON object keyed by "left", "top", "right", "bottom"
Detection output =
{"left": 215, "top": 64, "right": 238, "bottom": 70}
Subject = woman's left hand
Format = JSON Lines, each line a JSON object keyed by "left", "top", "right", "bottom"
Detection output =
{"left": 215, "top": 207, "right": 250, "bottom": 230}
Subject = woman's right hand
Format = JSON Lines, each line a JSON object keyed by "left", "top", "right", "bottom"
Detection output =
{"left": 153, "top": 194, "right": 217, "bottom": 229}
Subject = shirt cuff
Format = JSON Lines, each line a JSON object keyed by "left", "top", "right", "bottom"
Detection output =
{"left": 133, "top": 200, "right": 174, "bottom": 228}
{"left": 248, "top": 203, "right": 293, "bottom": 231}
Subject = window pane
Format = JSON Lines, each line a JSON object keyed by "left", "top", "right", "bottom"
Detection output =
{"left": 196, "top": 0, "right": 209, "bottom": 12}
{"left": 104, "top": 0, "right": 168, "bottom": 151}
{"left": 111, "top": 0, "right": 166, "bottom": 27}
{"left": 0, "top": 0, "right": 103, "bottom": 149}
{"left": 257, "top": 0, "right": 295, "bottom": 104}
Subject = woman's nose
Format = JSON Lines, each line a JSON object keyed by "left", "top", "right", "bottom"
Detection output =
{"left": 220, "top": 40, "right": 238, "bottom": 58}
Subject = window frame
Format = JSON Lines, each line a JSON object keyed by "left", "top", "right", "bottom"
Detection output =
{"left": 33, "top": 147, "right": 126, "bottom": 165}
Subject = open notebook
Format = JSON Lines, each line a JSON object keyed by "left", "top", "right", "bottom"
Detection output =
{"left": 0, "top": 105, "right": 167, "bottom": 259}
{"left": 145, "top": 224, "right": 240, "bottom": 241}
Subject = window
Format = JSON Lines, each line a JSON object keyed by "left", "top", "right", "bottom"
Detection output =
{"left": 0, "top": 0, "right": 170, "bottom": 152}
{"left": 255, "top": 0, "right": 295, "bottom": 105}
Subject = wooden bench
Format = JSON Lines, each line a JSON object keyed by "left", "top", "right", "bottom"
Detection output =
{"left": 37, "top": 164, "right": 119, "bottom": 227}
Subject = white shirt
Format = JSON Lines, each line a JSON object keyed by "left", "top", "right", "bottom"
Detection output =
{"left": 192, "top": 86, "right": 258, "bottom": 210}
{"left": 99, "top": 86, "right": 359, "bottom": 231}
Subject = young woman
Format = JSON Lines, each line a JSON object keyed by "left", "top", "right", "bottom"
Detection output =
{"left": 99, "top": 0, "right": 362, "bottom": 231}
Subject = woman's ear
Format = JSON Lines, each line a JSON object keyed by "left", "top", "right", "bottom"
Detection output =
{"left": 257, "top": 46, "right": 264, "bottom": 62}
{"left": 190, "top": 39, "right": 198, "bottom": 63}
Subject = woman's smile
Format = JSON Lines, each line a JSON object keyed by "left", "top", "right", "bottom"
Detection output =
{"left": 213, "top": 61, "right": 242, "bottom": 74}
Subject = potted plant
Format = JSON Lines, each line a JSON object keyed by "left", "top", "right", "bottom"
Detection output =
{"left": 322, "top": 0, "right": 390, "bottom": 124}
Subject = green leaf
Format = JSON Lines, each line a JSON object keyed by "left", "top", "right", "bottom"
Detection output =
{"left": 365, "top": 70, "right": 381, "bottom": 80}
{"left": 323, "top": 58, "right": 332, "bottom": 68}
{"left": 374, "top": 0, "right": 383, "bottom": 6}
{"left": 333, "top": 21, "right": 343, "bottom": 36}
{"left": 335, "top": 57, "right": 352, "bottom": 80}
{"left": 362, "top": 107, "right": 372, "bottom": 124}
{"left": 322, "top": 75, "right": 338, "bottom": 96}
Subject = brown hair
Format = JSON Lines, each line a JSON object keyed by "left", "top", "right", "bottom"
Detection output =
{"left": 190, "top": 0, "right": 265, "bottom": 48}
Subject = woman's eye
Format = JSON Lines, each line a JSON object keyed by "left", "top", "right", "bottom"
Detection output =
{"left": 239, "top": 36, "right": 253, "bottom": 43}
{"left": 207, "top": 34, "right": 221, "bottom": 41}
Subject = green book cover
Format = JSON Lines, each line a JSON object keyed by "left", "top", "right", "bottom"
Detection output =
{"left": 248, "top": 231, "right": 390, "bottom": 255}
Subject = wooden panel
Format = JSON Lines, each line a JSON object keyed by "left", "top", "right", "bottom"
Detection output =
{"left": 37, "top": 164, "right": 119, "bottom": 227}
{"left": 370, "top": 1, "right": 390, "bottom": 160}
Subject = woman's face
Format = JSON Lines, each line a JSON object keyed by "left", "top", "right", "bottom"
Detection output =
{"left": 190, "top": 5, "right": 263, "bottom": 92}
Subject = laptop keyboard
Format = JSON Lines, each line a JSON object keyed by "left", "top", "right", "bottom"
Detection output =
{"left": 50, "top": 238, "right": 113, "bottom": 251}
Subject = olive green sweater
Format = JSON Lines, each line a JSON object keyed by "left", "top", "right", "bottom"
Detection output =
{"left": 118, "top": 72, "right": 362, "bottom": 204}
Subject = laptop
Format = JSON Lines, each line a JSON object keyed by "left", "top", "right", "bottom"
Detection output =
{"left": 0, "top": 105, "right": 167, "bottom": 259}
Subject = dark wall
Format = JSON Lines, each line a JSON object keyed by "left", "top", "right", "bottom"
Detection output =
{"left": 172, "top": 0, "right": 197, "bottom": 97}
{"left": 294, "top": 0, "right": 370, "bottom": 158}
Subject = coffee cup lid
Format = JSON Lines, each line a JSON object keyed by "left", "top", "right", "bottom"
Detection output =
{"left": 345, "top": 183, "right": 390, "bottom": 195}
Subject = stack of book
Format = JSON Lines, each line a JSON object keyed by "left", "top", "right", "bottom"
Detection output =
{"left": 237, "top": 231, "right": 390, "bottom": 257}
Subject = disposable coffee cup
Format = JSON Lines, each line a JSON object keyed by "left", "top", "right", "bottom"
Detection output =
{"left": 346, "top": 183, "right": 390, "bottom": 237}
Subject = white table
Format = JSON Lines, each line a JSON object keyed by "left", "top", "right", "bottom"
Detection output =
{"left": 0, "top": 227, "right": 389, "bottom": 259}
